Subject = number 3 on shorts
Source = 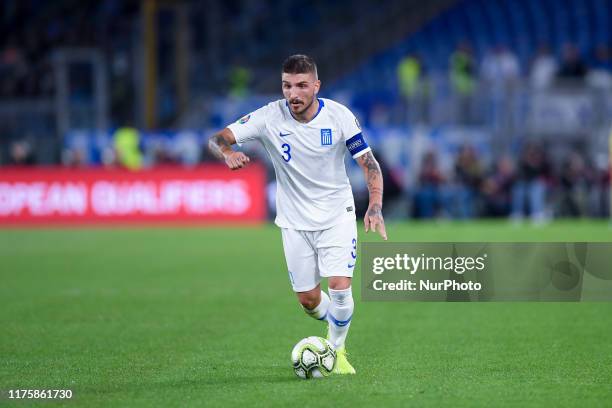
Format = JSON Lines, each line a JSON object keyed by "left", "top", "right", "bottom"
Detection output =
{"left": 281, "top": 143, "right": 291, "bottom": 162}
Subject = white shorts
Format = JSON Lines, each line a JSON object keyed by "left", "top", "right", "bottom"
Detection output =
{"left": 281, "top": 219, "right": 358, "bottom": 292}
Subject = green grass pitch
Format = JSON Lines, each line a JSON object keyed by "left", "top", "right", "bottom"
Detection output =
{"left": 1, "top": 220, "right": 612, "bottom": 407}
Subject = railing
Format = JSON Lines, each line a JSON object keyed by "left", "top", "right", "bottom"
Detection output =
{"left": 0, "top": 100, "right": 56, "bottom": 164}
{"left": 2, "top": 78, "right": 611, "bottom": 167}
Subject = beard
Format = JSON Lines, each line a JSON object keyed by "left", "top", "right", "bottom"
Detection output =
{"left": 289, "top": 96, "right": 315, "bottom": 115}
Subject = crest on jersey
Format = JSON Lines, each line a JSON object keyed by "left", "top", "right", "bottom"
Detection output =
{"left": 237, "top": 114, "right": 251, "bottom": 124}
{"left": 321, "top": 129, "right": 332, "bottom": 146}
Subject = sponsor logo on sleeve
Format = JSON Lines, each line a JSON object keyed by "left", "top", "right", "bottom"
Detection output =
{"left": 237, "top": 114, "right": 251, "bottom": 124}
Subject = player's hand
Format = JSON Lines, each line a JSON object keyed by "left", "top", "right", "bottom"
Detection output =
{"left": 225, "top": 151, "right": 250, "bottom": 170}
{"left": 364, "top": 203, "right": 387, "bottom": 241}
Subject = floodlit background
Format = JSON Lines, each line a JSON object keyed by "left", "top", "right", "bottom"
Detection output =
{"left": 1, "top": 0, "right": 611, "bottom": 223}
{"left": 2, "top": 1, "right": 612, "bottom": 407}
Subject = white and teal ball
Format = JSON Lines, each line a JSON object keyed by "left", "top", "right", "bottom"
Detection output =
{"left": 291, "top": 336, "right": 336, "bottom": 379}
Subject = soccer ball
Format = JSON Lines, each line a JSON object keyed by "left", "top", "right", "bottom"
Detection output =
{"left": 291, "top": 336, "right": 336, "bottom": 379}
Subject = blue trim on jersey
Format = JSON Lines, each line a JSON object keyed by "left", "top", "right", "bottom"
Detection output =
{"left": 329, "top": 313, "right": 352, "bottom": 327}
{"left": 312, "top": 98, "right": 324, "bottom": 120}
{"left": 345, "top": 133, "right": 369, "bottom": 156}
{"left": 285, "top": 98, "right": 324, "bottom": 123}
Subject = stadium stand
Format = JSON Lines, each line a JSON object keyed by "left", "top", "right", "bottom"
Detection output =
{"left": 1, "top": 0, "right": 611, "bottom": 220}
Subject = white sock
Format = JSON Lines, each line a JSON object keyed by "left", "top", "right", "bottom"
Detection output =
{"left": 303, "top": 290, "right": 330, "bottom": 321}
{"left": 328, "top": 287, "right": 354, "bottom": 349}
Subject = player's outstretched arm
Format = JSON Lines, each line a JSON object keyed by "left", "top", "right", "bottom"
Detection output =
{"left": 208, "top": 128, "right": 250, "bottom": 170}
{"left": 356, "top": 151, "right": 387, "bottom": 240}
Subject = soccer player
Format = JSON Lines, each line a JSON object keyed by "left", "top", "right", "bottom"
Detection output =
{"left": 208, "top": 54, "right": 387, "bottom": 375}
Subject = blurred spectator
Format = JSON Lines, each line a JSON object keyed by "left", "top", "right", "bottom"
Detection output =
{"left": 599, "top": 167, "right": 611, "bottom": 218}
{"left": 62, "top": 148, "right": 87, "bottom": 168}
{"left": 557, "top": 152, "right": 590, "bottom": 217}
{"left": 449, "top": 144, "right": 484, "bottom": 218}
{"left": 592, "top": 44, "right": 612, "bottom": 71}
{"left": 449, "top": 43, "right": 476, "bottom": 123}
{"left": 113, "top": 126, "right": 142, "bottom": 170}
{"left": 529, "top": 44, "right": 558, "bottom": 90}
{"left": 8, "top": 140, "right": 36, "bottom": 165}
{"left": 481, "top": 155, "right": 515, "bottom": 217}
{"left": 450, "top": 43, "right": 476, "bottom": 94}
{"left": 397, "top": 53, "right": 425, "bottom": 124}
{"left": 229, "top": 64, "right": 252, "bottom": 99}
{"left": 173, "top": 132, "right": 200, "bottom": 165}
{"left": 151, "top": 142, "right": 179, "bottom": 166}
{"left": 586, "top": 44, "right": 612, "bottom": 89}
{"left": 481, "top": 45, "right": 520, "bottom": 127}
{"left": 481, "top": 45, "right": 520, "bottom": 88}
{"left": 557, "top": 43, "right": 588, "bottom": 81}
{"left": 413, "top": 151, "right": 445, "bottom": 218}
{"left": 511, "top": 143, "right": 551, "bottom": 223}
{"left": 398, "top": 54, "right": 421, "bottom": 97}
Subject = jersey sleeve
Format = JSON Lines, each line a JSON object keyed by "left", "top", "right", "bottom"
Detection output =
{"left": 226, "top": 105, "right": 268, "bottom": 146}
{"left": 339, "top": 107, "right": 371, "bottom": 159}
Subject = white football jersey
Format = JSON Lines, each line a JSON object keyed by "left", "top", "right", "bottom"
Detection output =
{"left": 227, "top": 98, "right": 371, "bottom": 231}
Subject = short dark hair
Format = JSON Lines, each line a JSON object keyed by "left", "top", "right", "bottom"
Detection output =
{"left": 282, "top": 54, "right": 318, "bottom": 78}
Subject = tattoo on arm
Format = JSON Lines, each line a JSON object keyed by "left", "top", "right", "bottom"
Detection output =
{"left": 366, "top": 202, "right": 383, "bottom": 218}
{"left": 208, "top": 132, "right": 232, "bottom": 160}
{"left": 358, "top": 151, "right": 383, "bottom": 202}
